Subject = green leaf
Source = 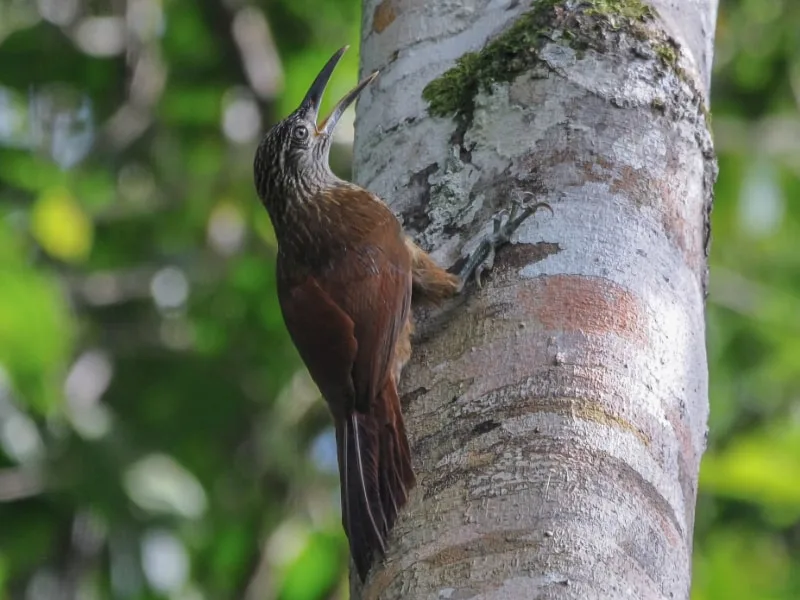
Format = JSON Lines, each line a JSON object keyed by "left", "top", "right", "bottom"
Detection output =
{"left": 31, "top": 186, "right": 94, "bottom": 263}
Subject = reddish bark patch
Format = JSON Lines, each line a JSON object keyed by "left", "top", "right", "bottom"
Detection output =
{"left": 606, "top": 154, "right": 703, "bottom": 278}
{"left": 609, "top": 164, "right": 653, "bottom": 202}
{"left": 659, "top": 190, "right": 704, "bottom": 276}
{"left": 520, "top": 145, "right": 702, "bottom": 278}
{"left": 497, "top": 241, "right": 561, "bottom": 270}
{"left": 522, "top": 275, "right": 647, "bottom": 346}
{"left": 663, "top": 402, "right": 699, "bottom": 526}
{"left": 372, "top": 0, "right": 397, "bottom": 33}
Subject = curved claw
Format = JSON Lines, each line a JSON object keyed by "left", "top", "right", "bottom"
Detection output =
{"left": 474, "top": 265, "right": 484, "bottom": 289}
{"left": 473, "top": 244, "right": 496, "bottom": 289}
{"left": 515, "top": 193, "right": 554, "bottom": 222}
{"left": 492, "top": 211, "right": 506, "bottom": 235}
{"left": 457, "top": 194, "right": 553, "bottom": 289}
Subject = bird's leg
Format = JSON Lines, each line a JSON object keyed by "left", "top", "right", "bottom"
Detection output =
{"left": 455, "top": 196, "right": 552, "bottom": 292}
{"left": 399, "top": 195, "right": 551, "bottom": 381}
{"left": 405, "top": 194, "right": 551, "bottom": 304}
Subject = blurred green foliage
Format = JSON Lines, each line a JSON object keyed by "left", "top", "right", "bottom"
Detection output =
{"left": 694, "top": 0, "right": 800, "bottom": 597}
{"left": 0, "top": 0, "right": 358, "bottom": 597}
{"left": 0, "top": 0, "right": 797, "bottom": 598}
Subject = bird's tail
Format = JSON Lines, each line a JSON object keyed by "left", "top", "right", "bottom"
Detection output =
{"left": 335, "top": 378, "right": 415, "bottom": 581}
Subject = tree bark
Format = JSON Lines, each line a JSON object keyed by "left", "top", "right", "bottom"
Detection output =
{"left": 353, "top": 0, "right": 717, "bottom": 598}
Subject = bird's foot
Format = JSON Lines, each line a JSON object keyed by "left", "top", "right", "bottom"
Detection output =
{"left": 456, "top": 194, "right": 552, "bottom": 290}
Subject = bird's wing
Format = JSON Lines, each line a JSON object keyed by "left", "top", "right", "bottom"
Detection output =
{"left": 278, "top": 274, "right": 359, "bottom": 415}
{"left": 277, "top": 208, "right": 413, "bottom": 580}
{"left": 337, "top": 240, "right": 412, "bottom": 415}
{"left": 277, "top": 215, "right": 411, "bottom": 415}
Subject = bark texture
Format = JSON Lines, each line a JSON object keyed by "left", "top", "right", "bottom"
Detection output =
{"left": 352, "top": 0, "right": 717, "bottom": 598}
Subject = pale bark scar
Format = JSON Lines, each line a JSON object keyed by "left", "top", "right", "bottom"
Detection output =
{"left": 373, "top": 0, "right": 397, "bottom": 33}
{"left": 514, "top": 397, "right": 651, "bottom": 448}
{"left": 425, "top": 529, "right": 537, "bottom": 567}
{"left": 520, "top": 275, "right": 647, "bottom": 346}
{"left": 362, "top": 530, "right": 535, "bottom": 598}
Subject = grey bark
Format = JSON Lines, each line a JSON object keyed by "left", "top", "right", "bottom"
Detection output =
{"left": 352, "top": 0, "right": 717, "bottom": 598}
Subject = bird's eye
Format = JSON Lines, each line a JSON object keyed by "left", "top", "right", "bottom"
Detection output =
{"left": 293, "top": 125, "right": 309, "bottom": 141}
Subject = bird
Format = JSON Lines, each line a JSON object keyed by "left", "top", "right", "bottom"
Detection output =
{"left": 253, "top": 45, "right": 550, "bottom": 581}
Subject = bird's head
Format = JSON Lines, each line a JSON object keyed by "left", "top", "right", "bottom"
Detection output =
{"left": 254, "top": 45, "right": 378, "bottom": 213}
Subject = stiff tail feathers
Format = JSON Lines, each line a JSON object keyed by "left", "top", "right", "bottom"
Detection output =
{"left": 335, "top": 380, "right": 415, "bottom": 581}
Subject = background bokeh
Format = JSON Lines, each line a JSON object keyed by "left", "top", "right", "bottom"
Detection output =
{"left": 0, "top": 0, "right": 796, "bottom": 598}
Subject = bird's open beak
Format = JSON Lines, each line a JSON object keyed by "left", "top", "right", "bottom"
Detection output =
{"left": 299, "top": 45, "right": 379, "bottom": 137}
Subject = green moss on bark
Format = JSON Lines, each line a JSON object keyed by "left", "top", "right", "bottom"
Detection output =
{"left": 422, "top": 0, "right": 681, "bottom": 124}
{"left": 585, "top": 0, "right": 652, "bottom": 21}
{"left": 655, "top": 41, "right": 677, "bottom": 65}
{"left": 422, "top": 0, "right": 561, "bottom": 120}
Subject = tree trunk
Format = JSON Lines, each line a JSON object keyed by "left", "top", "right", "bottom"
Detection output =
{"left": 352, "top": 0, "right": 717, "bottom": 598}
